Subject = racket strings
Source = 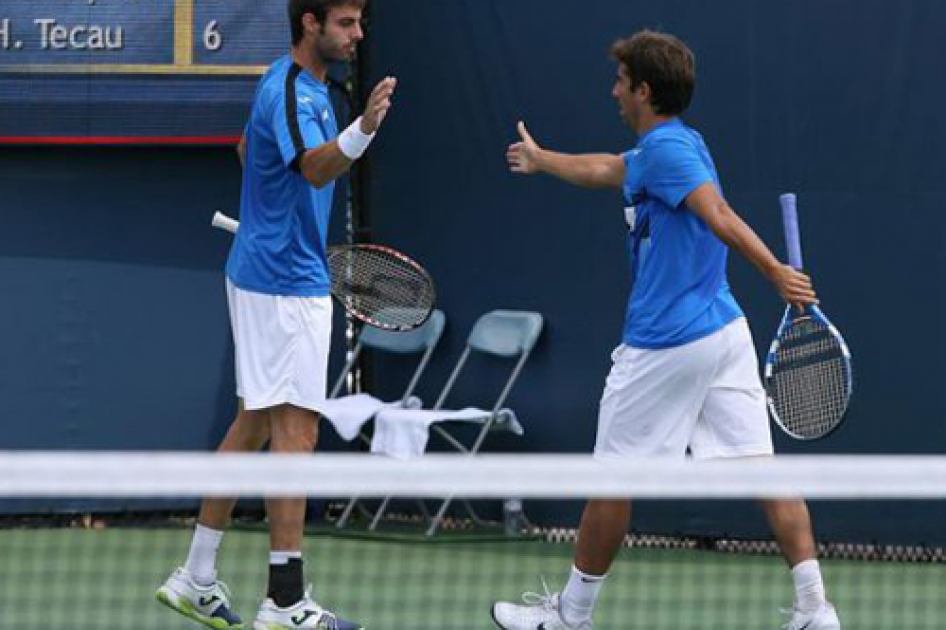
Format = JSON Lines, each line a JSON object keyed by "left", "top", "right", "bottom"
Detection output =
{"left": 769, "top": 318, "right": 851, "bottom": 438}
{"left": 329, "top": 247, "right": 435, "bottom": 330}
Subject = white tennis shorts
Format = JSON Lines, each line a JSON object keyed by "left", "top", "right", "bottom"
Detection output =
{"left": 226, "top": 280, "right": 332, "bottom": 413}
{"left": 595, "top": 317, "right": 774, "bottom": 460}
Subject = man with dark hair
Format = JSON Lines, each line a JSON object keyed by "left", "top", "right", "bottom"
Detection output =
{"left": 289, "top": 0, "right": 367, "bottom": 45}
{"left": 156, "top": 1, "right": 392, "bottom": 629}
{"left": 491, "top": 30, "right": 841, "bottom": 630}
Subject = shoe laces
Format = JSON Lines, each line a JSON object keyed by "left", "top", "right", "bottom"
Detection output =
{"left": 520, "top": 576, "right": 558, "bottom": 612}
{"left": 185, "top": 568, "right": 232, "bottom": 605}
{"left": 201, "top": 571, "right": 233, "bottom": 603}
{"left": 303, "top": 586, "right": 340, "bottom": 630}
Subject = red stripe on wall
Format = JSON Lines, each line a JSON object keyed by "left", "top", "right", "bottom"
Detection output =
{"left": 0, "top": 136, "right": 242, "bottom": 146}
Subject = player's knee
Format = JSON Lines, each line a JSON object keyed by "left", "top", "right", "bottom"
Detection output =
{"left": 271, "top": 418, "right": 317, "bottom": 452}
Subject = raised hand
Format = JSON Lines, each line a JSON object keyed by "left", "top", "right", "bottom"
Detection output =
{"left": 507, "top": 121, "right": 543, "bottom": 174}
{"left": 360, "top": 76, "right": 397, "bottom": 135}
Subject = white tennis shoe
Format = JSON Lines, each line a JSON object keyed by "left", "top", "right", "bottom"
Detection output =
{"left": 782, "top": 602, "right": 841, "bottom": 630}
{"left": 253, "top": 589, "right": 363, "bottom": 630}
{"left": 491, "top": 584, "right": 592, "bottom": 630}
{"left": 156, "top": 567, "right": 243, "bottom": 629}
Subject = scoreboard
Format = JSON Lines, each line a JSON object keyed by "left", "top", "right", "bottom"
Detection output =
{"left": 0, "top": 0, "right": 290, "bottom": 144}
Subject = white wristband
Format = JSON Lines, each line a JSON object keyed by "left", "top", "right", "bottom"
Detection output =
{"left": 337, "top": 116, "right": 376, "bottom": 160}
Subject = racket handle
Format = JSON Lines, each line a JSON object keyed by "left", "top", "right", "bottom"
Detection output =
{"left": 212, "top": 211, "right": 240, "bottom": 234}
{"left": 779, "top": 193, "right": 804, "bottom": 270}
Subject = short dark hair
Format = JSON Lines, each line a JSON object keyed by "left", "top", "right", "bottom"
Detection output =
{"left": 611, "top": 30, "right": 695, "bottom": 116}
{"left": 289, "top": 0, "right": 366, "bottom": 45}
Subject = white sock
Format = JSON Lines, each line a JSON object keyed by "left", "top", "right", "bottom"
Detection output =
{"left": 560, "top": 565, "right": 606, "bottom": 626}
{"left": 184, "top": 524, "right": 224, "bottom": 586}
{"left": 270, "top": 550, "right": 303, "bottom": 565}
{"left": 792, "top": 559, "right": 827, "bottom": 612}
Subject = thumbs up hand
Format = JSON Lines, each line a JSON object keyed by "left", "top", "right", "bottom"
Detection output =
{"left": 507, "top": 120, "right": 543, "bottom": 174}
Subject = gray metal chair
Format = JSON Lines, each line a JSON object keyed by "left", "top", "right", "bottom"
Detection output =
{"left": 326, "top": 310, "right": 446, "bottom": 528}
{"left": 369, "top": 309, "right": 544, "bottom": 535}
{"left": 329, "top": 309, "right": 446, "bottom": 403}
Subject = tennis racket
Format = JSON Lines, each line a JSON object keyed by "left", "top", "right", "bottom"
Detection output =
{"left": 763, "top": 194, "right": 853, "bottom": 440}
{"left": 211, "top": 212, "right": 436, "bottom": 332}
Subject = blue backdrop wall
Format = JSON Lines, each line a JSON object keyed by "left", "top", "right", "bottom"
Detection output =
{"left": 0, "top": 147, "right": 353, "bottom": 453}
{"left": 362, "top": 0, "right": 946, "bottom": 542}
{"left": 2, "top": 0, "right": 945, "bottom": 543}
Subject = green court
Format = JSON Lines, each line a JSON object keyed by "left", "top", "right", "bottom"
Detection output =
{"left": 2, "top": 525, "right": 944, "bottom": 629}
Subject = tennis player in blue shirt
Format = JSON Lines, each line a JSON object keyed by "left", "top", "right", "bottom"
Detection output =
{"left": 492, "top": 30, "right": 841, "bottom": 630}
{"left": 156, "top": 1, "right": 394, "bottom": 629}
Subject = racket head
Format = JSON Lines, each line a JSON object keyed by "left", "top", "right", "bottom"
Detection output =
{"left": 763, "top": 305, "right": 853, "bottom": 440}
{"left": 327, "top": 244, "right": 436, "bottom": 332}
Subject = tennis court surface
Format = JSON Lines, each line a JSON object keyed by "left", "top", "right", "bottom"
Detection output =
{"left": 2, "top": 453, "right": 944, "bottom": 629}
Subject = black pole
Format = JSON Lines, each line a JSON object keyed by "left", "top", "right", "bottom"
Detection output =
{"left": 351, "top": 2, "right": 372, "bottom": 244}
{"left": 325, "top": 7, "right": 374, "bottom": 398}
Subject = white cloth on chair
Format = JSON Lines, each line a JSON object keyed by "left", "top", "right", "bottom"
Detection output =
{"left": 371, "top": 407, "right": 523, "bottom": 459}
{"left": 320, "top": 393, "right": 422, "bottom": 442}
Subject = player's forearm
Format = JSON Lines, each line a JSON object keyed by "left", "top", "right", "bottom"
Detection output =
{"left": 707, "top": 202, "right": 783, "bottom": 281}
{"left": 299, "top": 142, "right": 355, "bottom": 189}
{"left": 536, "top": 150, "right": 623, "bottom": 189}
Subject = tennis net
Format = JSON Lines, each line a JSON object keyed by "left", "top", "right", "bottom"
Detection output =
{"left": 1, "top": 453, "right": 945, "bottom": 629}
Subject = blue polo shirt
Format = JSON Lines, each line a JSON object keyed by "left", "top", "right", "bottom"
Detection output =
{"left": 226, "top": 55, "right": 339, "bottom": 297}
{"left": 621, "top": 118, "right": 743, "bottom": 349}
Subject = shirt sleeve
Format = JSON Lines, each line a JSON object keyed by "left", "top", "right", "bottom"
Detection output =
{"left": 622, "top": 150, "right": 644, "bottom": 203}
{"left": 642, "top": 137, "right": 714, "bottom": 209}
{"left": 269, "top": 82, "right": 331, "bottom": 172}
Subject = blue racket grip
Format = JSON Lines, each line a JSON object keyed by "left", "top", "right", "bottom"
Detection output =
{"left": 779, "top": 193, "right": 804, "bottom": 270}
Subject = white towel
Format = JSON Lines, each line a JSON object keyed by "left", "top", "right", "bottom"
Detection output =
{"left": 320, "top": 393, "right": 421, "bottom": 442}
{"left": 371, "top": 407, "right": 523, "bottom": 459}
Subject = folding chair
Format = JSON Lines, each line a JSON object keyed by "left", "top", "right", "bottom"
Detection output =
{"left": 370, "top": 309, "right": 544, "bottom": 535}
{"left": 321, "top": 309, "right": 445, "bottom": 528}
